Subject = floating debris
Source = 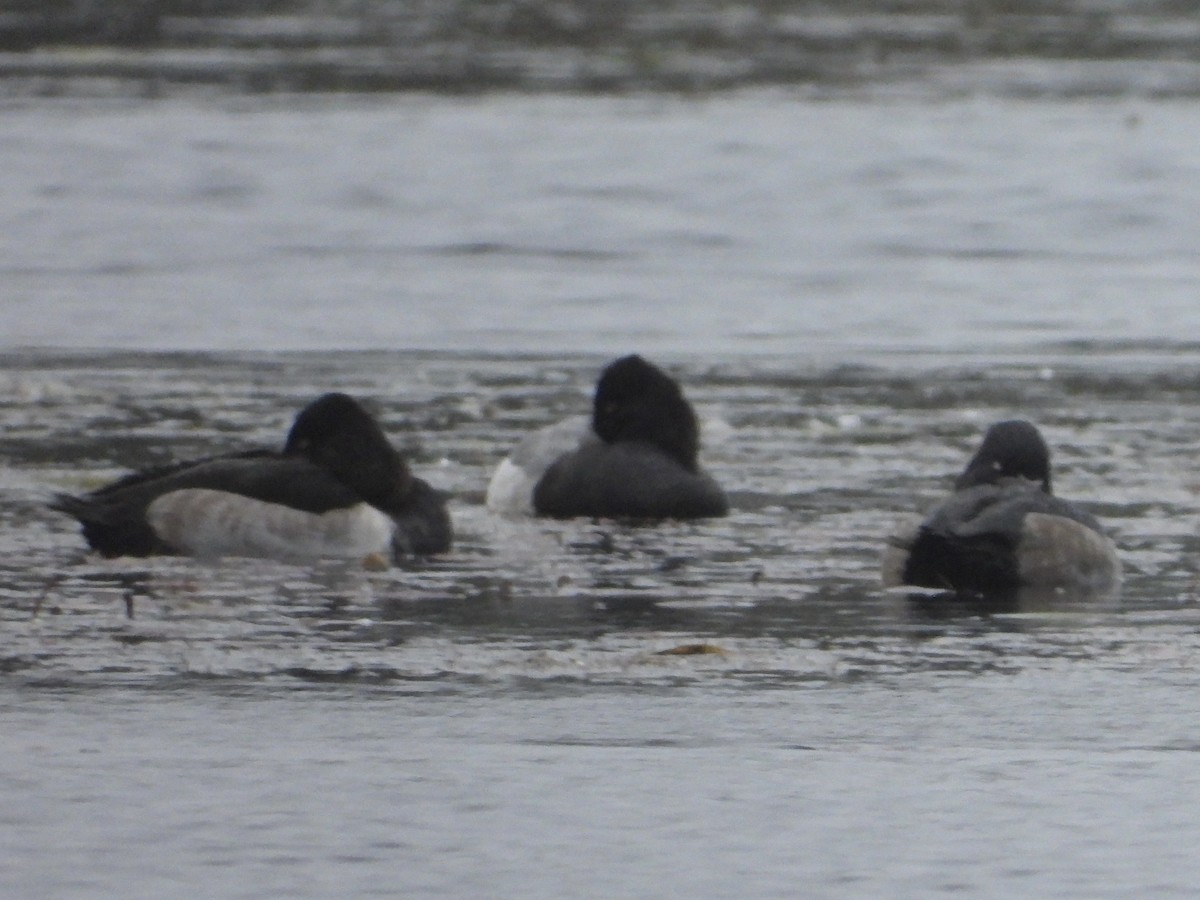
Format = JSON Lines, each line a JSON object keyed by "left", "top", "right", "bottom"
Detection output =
{"left": 655, "top": 643, "right": 727, "bottom": 656}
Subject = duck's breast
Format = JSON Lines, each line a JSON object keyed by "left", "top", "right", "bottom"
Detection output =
{"left": 533, "top": 441, "right": 727, "bottom": 519}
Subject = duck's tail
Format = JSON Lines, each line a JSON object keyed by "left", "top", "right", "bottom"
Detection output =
{"left": 48, "top": 492, "right": 159, "bottom": 557}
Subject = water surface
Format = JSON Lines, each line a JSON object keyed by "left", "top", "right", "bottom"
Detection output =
{"left": 4, "top": 88, "right": 1200, "bottom": 897}
{"left": 3, "top": 91, "right": 1200, "bottom": 357}
{"left": 4, "top": 347, "right": 1200, "bottom": 897}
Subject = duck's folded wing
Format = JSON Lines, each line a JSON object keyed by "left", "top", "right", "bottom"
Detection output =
{"left": 55, "top": 454, "right": 361, "bottom": 521}
{"left": 939, "top": 484, "right": 1103, "bottom": 541}
{"left": 80, "top": 448, "right": 276, "bottom": 499}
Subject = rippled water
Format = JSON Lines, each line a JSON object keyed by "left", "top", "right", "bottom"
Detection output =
{"left": 5, "top": 88, "right": 1200, "bottom": 897}
{"left": 4, "top": 91, "right": 1200, "bottom": 356}
{"left": 6, "top": 347, "right": 1200, "bottom": 896}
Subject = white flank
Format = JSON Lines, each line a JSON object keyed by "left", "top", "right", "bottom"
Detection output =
{"left": 485, "top": 415, "right": 592, "bottom": 515}
{"left": 146, "top": 489, "right": 394, "bottom": 562}
{"left": 485, "top": 457, "right": 538, "bottom": 516}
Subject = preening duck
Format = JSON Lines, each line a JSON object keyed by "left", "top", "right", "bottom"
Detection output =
{"left": 882, "top": 419, "right": 1120, "bottom": 596}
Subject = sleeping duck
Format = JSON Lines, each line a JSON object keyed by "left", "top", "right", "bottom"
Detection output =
{"left": 486, "top": 354, "right": 728, "bottom": 519}
{"left": 51, "top": 392, "right": 451, "bottom": 562}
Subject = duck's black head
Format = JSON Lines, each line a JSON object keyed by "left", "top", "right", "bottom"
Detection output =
{"left": 591, "top": 355, "right": 700, "bottom": 471}
{"left": 955, "top": 419, "right": 1052, "bottom": 493}
{"left": 284, "top": 392, "right": 411, "bottom": 507}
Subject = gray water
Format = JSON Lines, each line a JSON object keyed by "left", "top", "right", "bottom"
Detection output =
{"left": 5, "top": 85, "right": 1200, "bottom": 897}
{"left": 5, "top": 90, "right": 1200, "bottom": 357}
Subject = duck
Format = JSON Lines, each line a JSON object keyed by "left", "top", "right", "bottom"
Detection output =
{"left": 882, "top": 419, "right": 1120, "bottom": 596}
{"left": 50, "top": 392, "right": 452, "bottom": 562}
{"left": 486, "top": 354, "right": 728, "bottom": 519}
